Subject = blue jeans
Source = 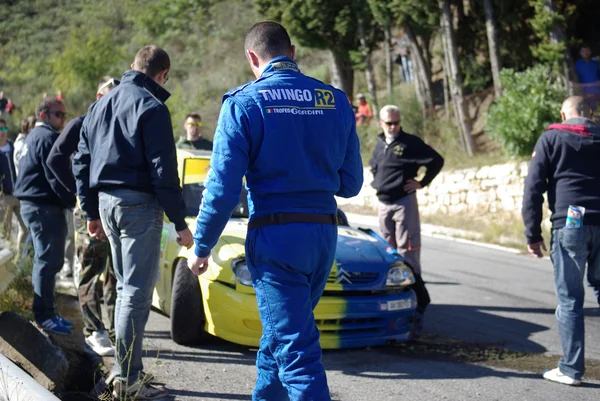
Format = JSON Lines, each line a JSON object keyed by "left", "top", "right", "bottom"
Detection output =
{"left": 19, "top": 201, "right": 67, "bottom": 322}
{"left": 246, "top": 223, "right": 337, "bottom": 401}
{"left": 99, "top": 189, "right": 163, "bottom": 383}
{"left": 550, "top": 225, "right": 600, "bottom": 380}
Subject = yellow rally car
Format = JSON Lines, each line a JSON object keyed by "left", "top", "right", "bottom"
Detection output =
{"left": 152, "top": 149, "right": 418, "bottom": 349}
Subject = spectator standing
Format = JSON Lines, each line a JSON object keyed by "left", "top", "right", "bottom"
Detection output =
{"left": 522, "top": 96, "right": 600, "bottom": 386}
{"left": 575, "top": 45, "right": 600, "bottom": 109}
{"left": 14, "top": 97, "right": 75, "bottom": 335}
{"left": 73, "top": 46, "right": 193, "bottom": 400}
{"left": 369, "top": 105, "right": 443, "bottom": 334}
{"left": 0, "top": 118, "right": 28, "bottom": 255}
{"left": 14, "top": 116, "right": 36, "bottom": 176}
{"left": 47, "top": 77, "right": 121, "bottom": 357}
{"left": 175, "top": 112, "right": 213, "bottom": 150}
{"left": 188, "top": 22, "right": 363, "bottom": 400}
{"left": 0, "top": 92, "right": 7, "bottom": 115}
{"left": 4, "top": 98, "right": 15, "bottom": 115}
{"left": 355, "top": 93, "right": 373, "bottom": 126}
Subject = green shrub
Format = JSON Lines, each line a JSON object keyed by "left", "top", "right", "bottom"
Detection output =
{"left": 486, "top": 65, "right": 566, "bottom": 156}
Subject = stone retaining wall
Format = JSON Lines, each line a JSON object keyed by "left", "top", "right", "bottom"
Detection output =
{"left": 336, "top": 162, "right": 529, "bottom": 217}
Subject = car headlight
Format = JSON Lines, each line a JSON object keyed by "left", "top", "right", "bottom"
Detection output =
{"left": 386, "top": 262, "right": 415, "bottom": 287}
{"left": 232, "top": 258, "right": 252, "bottom": 286}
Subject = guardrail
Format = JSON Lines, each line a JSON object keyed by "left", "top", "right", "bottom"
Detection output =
{"left": 0, "top": 248, "right": 15, "bottom": 296}
{"left": 0, "top": 353, "right": 61, "bottom": 401}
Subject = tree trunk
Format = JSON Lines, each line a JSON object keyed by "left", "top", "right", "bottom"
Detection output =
{"left": 483, "top": 0, "right": 502, "bottom": 98}
{"left": 384, "top": 24, "right": 394, "bottom": 102}
{"left": 329, "top": 50, "right": 354, "bottom": 98}
{"left": 404, "top": 23, "right": 434, "bottom": 110}
{"left": 544, "top": 0, "right": 577, "bottom": 94}
{"left": 441, "top": 22, "right": 466, "bottom": 151}
{"left": 357, "top": 13, "right": 379, "bottom": 118}
{"left": 440, "top": 0, "right": 475, "bottom": 156}
{"left": 442, "top": 53, "right": 451, "bottom": 121}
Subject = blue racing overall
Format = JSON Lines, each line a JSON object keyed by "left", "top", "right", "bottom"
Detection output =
{"left": 193, "top": 56, "right": 363, "bottom": 400}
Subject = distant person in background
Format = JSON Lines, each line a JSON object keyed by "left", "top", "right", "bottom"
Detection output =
{"left": 176, "top": 112, "right": 213, "bottom": 150}
{"left": 14, "top": 116, "right": 36, "bottom": 177}
{"left": 0, "top": 118, "right": 27, "bottom": 256}
{"left": 0, "top": 92, "right": 7, "bottom": 115}
{"left": 14, "top": 97, "right": 75, "bottom": 335}
{"left": 575, "top": 45, "right": 600, "bottom": 110}
{"left": 56, "top": 90, "right": 64, "bottom": 102}
{"left": 5, "top": 98, "right": 15, "bottom": 115}
{"left": 47, "top": 76, "right": 120, "bottom": 356}
{"left": 355, "top": 93, "right": 373, "bottom": 126}
{"left": 522, "top": 96, "right": 600, "bottom": 386}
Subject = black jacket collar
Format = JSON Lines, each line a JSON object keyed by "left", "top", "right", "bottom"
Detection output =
{"left": 121, "top": 70, "right": 171, "bottom": 103}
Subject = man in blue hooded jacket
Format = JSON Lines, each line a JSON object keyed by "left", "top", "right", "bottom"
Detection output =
{"left": 188, "top": 21, "right": 363, "bottom": 401}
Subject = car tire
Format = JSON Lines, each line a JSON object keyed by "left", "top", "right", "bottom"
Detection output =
{"left": 170, "top": 258, "right": 205, "bottom": 345}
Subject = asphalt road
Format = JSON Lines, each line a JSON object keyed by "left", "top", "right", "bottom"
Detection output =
{"left": 140, "top": 215, "right": 600, "bottom": 401}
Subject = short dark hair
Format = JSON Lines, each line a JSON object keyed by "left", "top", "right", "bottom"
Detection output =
{"left": 185, "top": 113, "right": 201, "bottom": 121}
{"left": 245, "top": 21, "right": 293, "bottom": 60}
{"left": 35, "top": 97, "right": 63, "bottom": 119}
{"left": 133, "top": 45, "right": 170, "bottom": 77}
{"left": 0, "top": 118, "right": 6, "bottom": 126}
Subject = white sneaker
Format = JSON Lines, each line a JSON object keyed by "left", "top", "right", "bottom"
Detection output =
{"left": 542, "top": 368, "right": 581, "bottom": 386}
{"left": 86, "top": 330, "right": 114, "bottom": 356}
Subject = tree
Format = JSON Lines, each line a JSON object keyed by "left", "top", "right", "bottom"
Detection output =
{"left": 389, "top": 0, "right": 438, "bottom": 111}
{"left": 367, "top": 0, "right": 394, "bottom": 102}
{"left": 256, "top": 0, "right": 364, "bottom": 96}
{"left": 529, "top": 0, "right": 577, "bottom": 93}
{"left": 439, "top": 0, "right": 475, "bottom": 155}
{"left": 483, "top": 0, "right": 502, "bottom": 98}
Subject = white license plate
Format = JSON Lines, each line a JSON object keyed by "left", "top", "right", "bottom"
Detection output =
{"left": 387, "top": 299, "right": 411, "bottom": 311}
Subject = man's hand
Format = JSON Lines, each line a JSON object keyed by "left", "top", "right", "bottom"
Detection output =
{"left": 403, "top": 179, "right": 423, "bottom": 193}
{"left": 87, "top": 219, "right": 106, "bottom": 241}
{"left": 527, "top": 241, "right": 547, "bottom": 258}
{"left": 188, "top": 254, "right": 210, "bottom": 276}
{"left": 177, "top": 227, "right": 194, "bottom": 249}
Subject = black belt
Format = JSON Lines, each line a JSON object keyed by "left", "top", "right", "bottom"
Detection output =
{"left": 248, "top": 213, "right": 338, "bottom": 230}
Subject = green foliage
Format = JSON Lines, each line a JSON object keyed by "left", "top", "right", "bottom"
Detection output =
{"left": 52, "top": 28, "right": 126, "bottom": 101}
{"left": 528, "top": 0, "right": 567, "bottom": 65}
{"left": 486, "top": 65, "right": 566, "bottom": 156}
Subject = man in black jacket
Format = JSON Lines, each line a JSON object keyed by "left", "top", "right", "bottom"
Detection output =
{"left": 369, "top": 105, "right": 444, "bottom": 335}
{"left": 14, "top": 97, "right": 75, "bottom": 335}
{"left": 73, "top": 46, "right": 192, "bottom": 400}
{"left": 47, "top": 77, "right": 120, "bottom": 357}
{"left": 522, "top": 96, "right": 600, "bottom": 386}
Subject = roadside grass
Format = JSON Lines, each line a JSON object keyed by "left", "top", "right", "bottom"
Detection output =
{"left": 420, "top": 207, "right": 552, "bottom": 251}
{"left": 0, "top": 254, "right": 33, "bottom": 320}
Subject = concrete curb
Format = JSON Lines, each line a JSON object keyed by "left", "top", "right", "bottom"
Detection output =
{"left": 0, "top": 353, "right": 60, "bottom": 401}
{"left": 0, "top": 248, "right": 16, "bottom": 295}
{"left": 344, "top": 212, "right": 523, "bottom": 255}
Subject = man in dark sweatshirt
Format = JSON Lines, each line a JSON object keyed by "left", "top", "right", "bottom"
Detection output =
{"left": 522, "top": 96, "right": 600, "bottom": 387}
{"left": 73, "top": 46, "right": 192, "bottom": 400}
{"left": 369, "top": 104, "right": 444, "bottom": 336}
{"left": 14, "top": 97, "right": 75, "bottom": 335}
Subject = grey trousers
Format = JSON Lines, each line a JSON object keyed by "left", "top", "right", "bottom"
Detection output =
{"left": 378, "top": 193, "right": 421, "bottom": 275}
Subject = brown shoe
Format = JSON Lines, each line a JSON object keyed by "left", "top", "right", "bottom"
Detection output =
{"left": 112, "top": 380, "right": 168, "bottom": 400}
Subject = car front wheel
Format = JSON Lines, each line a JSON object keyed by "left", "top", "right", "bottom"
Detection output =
{"left": 170, "top": 258, "right": 205, "bottom": 345}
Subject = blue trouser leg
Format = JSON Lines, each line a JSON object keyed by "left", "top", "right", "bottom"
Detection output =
{"left": 99, "top": 189, "right": 163, "bottom": 384}
{"left": 550, "top": 227, "right": 590, "bottom": 380}
{"left": 587, "top": 229, "right": 600, "bottom": 304}
{"left": 246, "top": 223, "right": 337, "bottom": 401}
{"left": 20, "top": 202, "right": 67, "bottom": 322}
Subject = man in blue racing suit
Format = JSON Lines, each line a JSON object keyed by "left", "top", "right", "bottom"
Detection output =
{"left": 188, "top": 21, "right": 363, "bottom": 401}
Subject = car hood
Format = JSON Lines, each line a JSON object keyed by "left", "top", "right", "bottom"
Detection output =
{"left": 335, "top": 227, "right": 390, "bottom": 271}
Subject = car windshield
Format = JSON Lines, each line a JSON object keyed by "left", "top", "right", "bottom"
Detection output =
{"left": 182, "top": 183, "right": 249, "bottom": 218}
